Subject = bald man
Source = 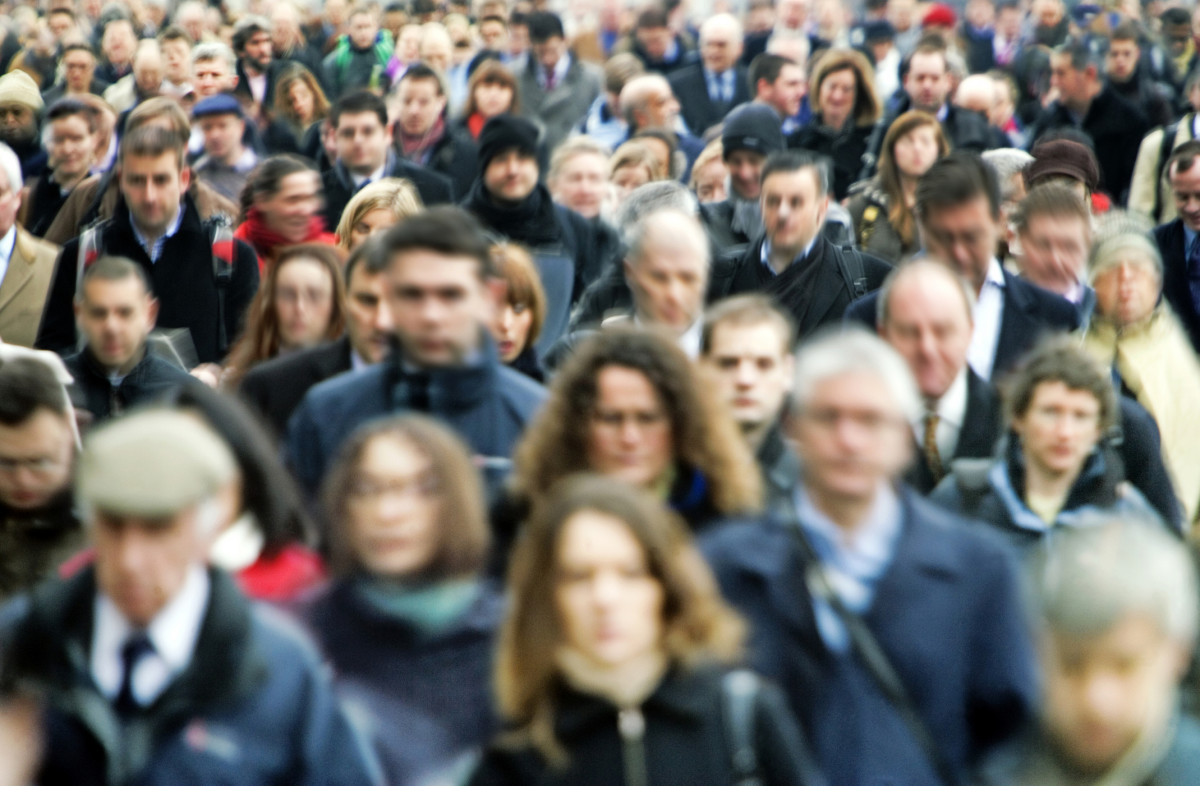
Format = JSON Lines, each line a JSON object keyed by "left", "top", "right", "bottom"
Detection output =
{"left": 669, "top": 14, "right": 751, "bottom": 135}
{"left": 954, "top": 73, "right": 1010, "bottom": 149}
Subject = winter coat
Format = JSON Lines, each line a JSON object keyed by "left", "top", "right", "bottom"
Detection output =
{"left": 789, "top": 117, "right": 874, "bottom": 201}
{"left": 64, "top": 347, "right": 195, "bottom": 422}
{"left": 845, "top": 177, "right": 916, "bottom": 264}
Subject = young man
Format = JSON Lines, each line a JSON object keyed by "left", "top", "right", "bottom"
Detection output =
{"left": 0, "top": 71, "right": 46, "bottom": 180}
{"left": 286, "top": 206, "right": 546, "bottom": 498}
{"left": 1152, "top": 139, "right": 1200, "bottom": 354}
{"left": 36, "top": 125, "right": 259, "bottom": 364}
{"left": 390, "top": 63, "right": 477, "bottom": 196}
{"left": 514, "top": 11, "right": 602, "bottom": 154}
{"left": 1012, "top": 183, "right": 1093, "bottom": 313}
{"left": 64, "top": 256, "right": 194, "bottom": 422}
{"left": 322, "top": 4, "right": 392, "bottom": 96}
{"left": 232, "top": 15, "right": 276, "bottom": 107}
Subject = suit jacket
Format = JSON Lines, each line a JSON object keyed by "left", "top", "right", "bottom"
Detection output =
{"left": 844, "top": 269, "right": 1081, "bottom": 379}
{"left": 0, "top": 228, "right": 59, "bottom": 348}
{"left": 1152, "top": 219, "right": 1200, "bottom": 353}
{"left": 320, "top": 154, "right": 454, "bottom": 231}
{"left": 904, "top": 370, "right": 1001, "bottom": 494}
{"left": 516, "top": 54, "right": 603, "bottom": 154}
{"left": 668, "top": 63, "right": 751, "bottom": 136}
{"left": 700, "top": 488, "right": 1037, "bottom": 786}
{"left": 237, "top": 336, "right": 353, "bottom": 438}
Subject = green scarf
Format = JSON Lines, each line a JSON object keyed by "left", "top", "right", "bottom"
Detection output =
{"left": 356, "top": 574, "right": 480, "bottom": 638}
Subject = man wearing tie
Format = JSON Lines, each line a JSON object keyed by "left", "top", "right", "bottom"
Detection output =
{"left": 1152, "top": 139, "right": 1200, "bottom": 354}
{"left": 669, "top": 14, "right": 751, "bottom": 136}
{"left": 0, "top": 410, "right": 378, "bottom": 784}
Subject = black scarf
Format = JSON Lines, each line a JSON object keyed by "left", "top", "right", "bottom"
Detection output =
{"left": 463, "top": 180, "right": 562, "bottom": 248}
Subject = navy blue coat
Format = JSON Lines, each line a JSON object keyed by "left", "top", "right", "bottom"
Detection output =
{"left": 700, "top": 488, "right": 1038, "bottom": 786}
{"left": 1152, "top": 218, "right": 1200, "bottom": 354}
{"left": 0, "top": 567, "right": 380, "bottom": 786}
{"left": 285, "top": 337, "right": 546, "bottom": 498}
{"left": 844, "top": 268, "right": 1081, "bottom": 380}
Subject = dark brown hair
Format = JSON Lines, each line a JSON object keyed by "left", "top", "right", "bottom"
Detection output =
{"left": 1002, "top": 335, "right": 1118, "bottom": 434}
{"left": 878, "top": 111, "right": 949, "bottom": 247}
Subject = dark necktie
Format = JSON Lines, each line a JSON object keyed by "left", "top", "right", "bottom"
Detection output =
{"left": 114, "top": 632, "right": 155, "bottom": 718}
{"left": 1187, "top": 235, "right": 1200, "bottom": 315}
{"left": 923, "top": 412, "right": 944, "bottom": 483}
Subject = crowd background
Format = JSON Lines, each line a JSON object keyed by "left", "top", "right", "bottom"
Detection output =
{"left": 0, "top": 0, "right": 1199, "bottom": 782}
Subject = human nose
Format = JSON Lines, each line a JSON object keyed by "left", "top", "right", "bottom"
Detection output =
{"left": 373, "top": 300, "right": 395, "bottom": 333}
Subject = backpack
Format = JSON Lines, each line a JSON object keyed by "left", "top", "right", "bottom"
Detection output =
{"left": 835, "top": 244, "right": 869, "bottom": 300}
{"left": 76, "top": 214, "right": 238, "bottom": 357}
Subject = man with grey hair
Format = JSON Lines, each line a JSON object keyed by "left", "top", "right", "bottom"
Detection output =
{"left": 0, "top": 141, "right": 58, "bottom": 348}
{"left": 668, "top": 13, "right": 750, "bottom": 136}
{"left": 0, "top": 409, "right": 380, "bottom": 783}
{"left": 977, "top": 519, "right": 1200, "bottom": 785}
{"left": 702, "top": 327, "right": 1036, "bottom": 786}
{"left": 982, "top": 147, "right": 1035, "bottom": 226}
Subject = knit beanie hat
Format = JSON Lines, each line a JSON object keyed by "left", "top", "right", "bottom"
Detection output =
{"left": 721, "top": 103, "right": 784, "bottom": 160}
{"left": 478, "top": 114, "right": 540, "bottom": 174}
{"left": 0, "top": 71, "right": 43, "bottom": 112}
{"left": 1027, "top": 139, "right": 1100, "bottom": 192}
{"left": 1087, "top": 210, "right": 1162, "bottom": 285}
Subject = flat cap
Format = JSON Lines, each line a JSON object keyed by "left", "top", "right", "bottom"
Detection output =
{"left": 192, "top": 92, "right": 244, "bottom": 119}
{"left": 77, "top": 409, "right": 237, "bottom": 518}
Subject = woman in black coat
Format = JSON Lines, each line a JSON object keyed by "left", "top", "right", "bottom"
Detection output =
{"left": 469, "top": 475, "right": 824, "bottom": 786}
{"left": 788, "top": 48, "right": 882, "bottom": 201}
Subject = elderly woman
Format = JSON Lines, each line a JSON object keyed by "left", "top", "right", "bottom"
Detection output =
{"left": 1081, "top": 212, "right": 1200, "bottom": 527}
{"left": 931, "top": 337, "right": 1169, "bottom": 550}
{"left": 334, "top": 176, "right": 424, "bottom": 252}
{"left": 469, "top": 474, "right": 822, "bottom": 786}
{"left": 293, "top": 415, "right": 504, "bottom": 785}
{"left": 789, "top": 48, "right": 881, "bottom": 201}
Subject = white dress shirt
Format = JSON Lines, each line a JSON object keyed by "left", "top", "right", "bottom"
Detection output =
{"left": 91, "top": 566, "right": 210, "bottom": 708}
{"left": 0, "top": 225, "right": 16, "bottom": 288}
{"left": 911, "top": 366, "right": 968, "bottom": 461}
{"left": 967, "top": 258, "right": 1006, "bottom": 381}
{"left": 352, "top": 162, "right": 387, "bottom": 190}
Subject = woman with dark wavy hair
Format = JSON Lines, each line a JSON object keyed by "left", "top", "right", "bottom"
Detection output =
{"left": 469, "top": 474, "right": 821, "bottom": 786}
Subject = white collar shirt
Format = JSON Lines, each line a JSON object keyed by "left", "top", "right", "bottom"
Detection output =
{"left": 911, "top": 365, "right": 968, "bottom": 460}
{"left": 967, "top": 258, "right": 1006, "bottom": 381}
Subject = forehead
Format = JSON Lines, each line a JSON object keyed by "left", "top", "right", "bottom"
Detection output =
{"left": 805, "top": 369, "right": 900, "bottom": 411}
{"left": 0, "top": 409, "right": 70, "bottom": 448}
{"left": 83, "top": 274, "right": 147, "bottom": 301}
{"left": 559, "top": 151, "right": 607, "bottom": 175}
{"left": 388, "top": 248, "right": 483, "bottom": 284}
{"left": 274, "top": 171, "right": 319, "bottom": 195}
{"left": 51, "top": 113, "right": 90, "bottom": 131}
{"left": 595, "top": 365, "right": 663, "bottom": 405}
{"left": 1025, "top": 211, "right": 1088, "bottom": 235}
{"left": 921, "top": 194, "right": 993, "bottom": 226}
{"left": 338, "top": 110, "right": 383, "bottom": 130}
{"left": 399, "top": 76, "right": 442, "bottom": 96}
{"left": 763, "top": 167, "right": 820, "bottom": 196}
{"left": 1029, "top": 379, "right": 1100, "bottom": 407}
{"left": 709, "top": 320, "right": 788, "bottom": 356}
{"left": 120, "top": 151, "right": 180, "bottom": 174}
{"left": 194, "top": 57, "right": 230, "bottom": 73}
{"left": 908, "top": 51, "right": 946, "bottom": 73}
{"left": 889, "top": 272, "right": 970, "bottom": 320}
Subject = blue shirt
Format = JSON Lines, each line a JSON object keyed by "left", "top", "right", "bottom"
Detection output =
{"left": 760, "top": 236, "right": 819, "bottom": 276}
{"left": 131, "top": 205, "right": 184, "bottom": 264}
{"left": 705, "top": 67, "right": 735, "bottom": 104}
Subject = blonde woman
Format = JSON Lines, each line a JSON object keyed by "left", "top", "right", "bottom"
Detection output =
{"left": 334, "top": 177, "right": 424, "bottom": 252}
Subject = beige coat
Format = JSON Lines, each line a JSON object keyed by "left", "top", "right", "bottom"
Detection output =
{"left": 1128, "top": 114, "right": 1196, "bottom": 225}
{"left": 0, "top": 227, "right": 59, "bottom": 348}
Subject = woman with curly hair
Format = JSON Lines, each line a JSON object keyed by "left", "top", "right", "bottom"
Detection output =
{"left": 493, "top": 329, "right": 761, "bottom": 567}
{"left": 469, "top": 474, "right": 821, "bottom": 786}
{"left": 789, "top": 48, "right": 882, "bottom": 201}
{"left": 223, "top": 243, "right": 347, "bottom": 387}
{"left": 334, "top": 177, "right": 424, "bottom": 252}
{"left": 846, "top": 110, "right": 948, "bottom": 263}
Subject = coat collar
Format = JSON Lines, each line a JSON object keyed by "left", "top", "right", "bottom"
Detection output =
{"left": 553, "top": 664, "right": 716, "bottom": 741}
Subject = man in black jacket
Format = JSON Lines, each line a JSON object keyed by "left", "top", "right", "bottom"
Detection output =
{"left": 239, "top": 241, "right": 393, "bottom": 436}
{"left": 65, "top": 257, "right": 194, "bottom": 423}
{"left": 1027, "top": 37, "right": 1150, "bottom": 204}
{"left": 1153, "top": 139, "right": 1200, "bottom": 354}
{"left": 390, "top": 63, "right": 478, "bottom": 197}
{"left": 668, "top": 13, "right": 750, "bottom": 136}
{"left": 727, "top": 150, "right": 892, "bottom": 338}
{"left": 320, "top": 90, "right": 454, "bottom": 231}
{"left": 461, "top": 114, "right": 601, "bottom": 354}
{"left": 35, "top": 125, "right": 259, "bottom": 365}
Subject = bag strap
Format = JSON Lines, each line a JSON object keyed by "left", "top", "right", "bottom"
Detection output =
{"left": 75, "top": 220, "right": 109, "bottom": 295}
{"left": 836, "top": 245, "right": 869, "bottom": 300}
{"left": 721, "top": 670, "right": 762, "bottom": 786}
{"left": 784, "top": 498, "right": 960, "bottom": 786}
{"left": 949, "top": 458, "right": 993, "bottom": 518}
{"left": 1153, "top": 120, "right": 1180, "bottom": 222}
{"left": 207, "top": 214, "right": 236, "bottom": 359}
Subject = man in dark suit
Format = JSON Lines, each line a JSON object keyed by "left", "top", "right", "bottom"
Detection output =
{"left": 320, "top": 91, "right": 453, "bottom": 231}
{"left": 239, "top": 245, "right": 393, "bottom": 436}
{"left": 668, "top": 13, "right": 751, "bottom": 136}
{"left": 700, "top": 329, "right": 1037, "bottom": 786}
{"left": 845, "top": 151, "right": 1080, "bottom": 381}
{"left": 1152, "top": 139, "right": 1200, "bottom": 354}
{"left": 726, "top": 150, "right": 892, "bottom": 339}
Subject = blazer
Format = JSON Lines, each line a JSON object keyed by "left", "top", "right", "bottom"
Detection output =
{"left": 237, "top": 336, "right": 354, "bottom": 438}
{"left": 516, "top": 54, "right": 603, "bottom": 155}
{"left": 668, "top": 63, "right": 751, "bottom": 136}
{"left": 321, "top": 155, "right": 454, "bottom": 231}
{"left": 700, "top": 488, "right": 1037, "bottom": 786}
{"left": 1152, "top": 218, "right": 1200, "bottom": 353}
{"left": 844, "top": 268, "right": 1081, "bottom": 379}
{"left": 904, "top": 370, "right": 1001, "bottom": 495}
{"left": 0, "top": 227, "right": 58, "bottom": 348}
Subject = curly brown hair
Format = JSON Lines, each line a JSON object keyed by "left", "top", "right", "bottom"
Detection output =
{"left": 512, "top": 328, "right": 762, "bottom": 515}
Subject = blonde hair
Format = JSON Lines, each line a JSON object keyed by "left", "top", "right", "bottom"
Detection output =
{"left": 335, "top": 177, "right": 424, "bottom": 250}
{"left": 609, "top": 139, "right": 665, "bottom": 181}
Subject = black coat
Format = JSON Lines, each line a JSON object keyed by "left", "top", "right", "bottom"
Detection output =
{"left": 668, "top": 63, "right": 751, "bottom": 136}
{"left": 467, "top": 664, "right": 824, "bottom": 786}
{"left": 844, "top": 269, "right": 1081, "bottom": 379}
{"left": 727, "top": 236, "right": 892, "bottom": 340}
{"left": 35, "top": 197, "right": 260, "bottom": 364}
{"left": 1153, "top": 218, "right": 1200, "bottom": 354}
{"left": 788, "top": 118, "right": 874, "bottom": 201}
{"left": 421, "top": 124, "right": 479, "bottom": 200}
{"left": 320, "top": 154, "right": 455, "bottom": 230}
{"left": 1027, "top": 86, "right": 1150, "bottom": 203}
{"left": 234, "top": 58, "right": 279, "bottom": 108}
{"left": 237, "top": 336, "right": 353, "bottom": 438}
{"left": 862, "top": 99, "right": 997, "bottom": 181}
{"left": 904, "top": 370, "right": 1001, "bottom": 495}
{"left": 65, "top": 347, "right": 195, "bottom": 422}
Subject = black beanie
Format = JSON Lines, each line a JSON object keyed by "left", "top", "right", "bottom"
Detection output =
{"left": 478, "top": 114, "right": 540, "bottom": 174}
{"left": 721, "top": 103, "right": 785, "bottom": 160}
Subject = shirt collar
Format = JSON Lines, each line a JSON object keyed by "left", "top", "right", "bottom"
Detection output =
{"left": 984, "top": 257, "right": 1006, "bottom": 291}
{"left": 93, "top": 564, "right": 210, "bottom": 677}
{"left": 352, "top": 162, "right": 388, "bottom": 188}
{"left": 929, "top": 365, "right": 968, "bottom": 428}
{"left": 1185, "top": 224, "right": 1198, "bottom": 255}
{"left": 131, "top": 204, "right": 184, "bottom": 259}
{"left": 0, "top": 225, "right": 16, "bottom": 266}
{"left": 760, "top": 235, "right": 819, "bottom": 275}
{"left": 795, "top": 480, "right": 902, "bottom": 571}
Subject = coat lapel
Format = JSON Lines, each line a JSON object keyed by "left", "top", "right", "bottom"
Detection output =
{"left": 0, "top": 231, "right": 37, "bottom": 314}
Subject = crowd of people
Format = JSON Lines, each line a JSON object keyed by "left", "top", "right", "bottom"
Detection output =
{"left": 0, "top": 0, "right": 1199, "bottom": 782}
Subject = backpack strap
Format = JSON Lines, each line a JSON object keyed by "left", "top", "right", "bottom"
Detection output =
{"left": 949, "top": 457, "right": 993, "bottom": 517}
{"left": 207, "top": 214, "right": 236, "bottom": 358}
{"left": 837, "top": 244, "right": 869, "bottom": 299}
{"left": 1154, "top": 119, "right": 1181, "bottom": 222}
{"left": 75, "top": 220, "right": 110, "bottom": 295}
{"left": 721, "top": 670, "right": 762, "bottom": 786}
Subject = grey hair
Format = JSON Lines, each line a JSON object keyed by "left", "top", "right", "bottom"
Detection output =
{"left": 877, "top": 257, "right": 976, "bottom": 328}
{"left": 624, "top": 208, "right": 710, "bottom": 269}
{"left": 614, "top": 179, "right": 699, "bottom": 238}
{"left": 982, "top": 148, "right": 1035, "bottom": 201}
{"left": 1030, "top": 516, "right": 1198, "bottom": 643}
{"left": 0, "top": 143, "right": 22, "bottom": 194}
{"left": 790, "top": 327, "right": 922, "bottom": 422}
{"left": 192, "top": 41, "right": 236, "bottom": 71}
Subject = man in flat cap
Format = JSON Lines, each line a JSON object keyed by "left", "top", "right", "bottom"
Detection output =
{"left": 191, "top": 93, "right": 257, "bottom": 202}
{"left": 0, "top": 409, "right": 380, "bottom": 785}
{"left": 0, "top": 71, "right": 46, "bottom": 180}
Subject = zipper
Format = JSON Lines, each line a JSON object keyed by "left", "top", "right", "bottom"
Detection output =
{"left": 618, "top": 707, "right": 649, "bottom": 786}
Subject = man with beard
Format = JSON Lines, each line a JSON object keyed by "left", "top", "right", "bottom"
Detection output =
{"left": 0, "top": 71, "right": 46, "bottom": 180}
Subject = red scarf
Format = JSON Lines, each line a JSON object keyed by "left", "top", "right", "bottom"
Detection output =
{"left": 234, "top": 207, "right": 336, "bottom": 274}
{"left": 467, "top": 111, "right": 487, "bottom": 140}
{"left": 396, "top": 115, "right": 445, "bottom": 164}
